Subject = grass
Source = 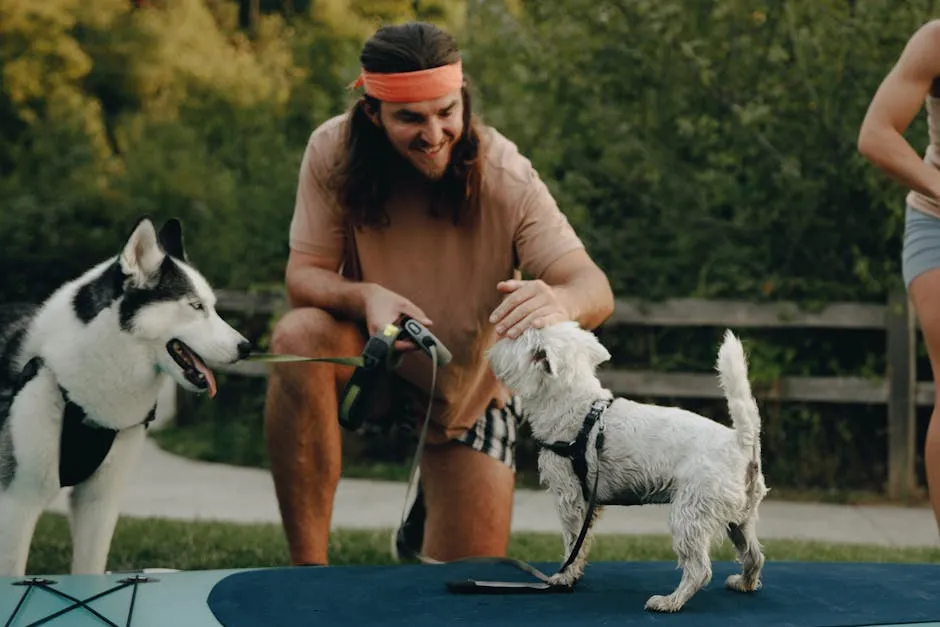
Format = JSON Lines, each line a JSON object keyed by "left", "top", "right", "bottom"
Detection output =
{"left": 23, "top": 513, "right": 940, "bottom": 577}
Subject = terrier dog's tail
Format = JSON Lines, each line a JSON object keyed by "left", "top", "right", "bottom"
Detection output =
{"left": 716, "top": 329, "right": 761, "bottom": 461}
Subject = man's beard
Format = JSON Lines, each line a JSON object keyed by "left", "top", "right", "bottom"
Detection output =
{"left": 379, "top": 133, "right": 471, "bottom": 223}
{"left": 388, "top": 138, "right": 455, "bottom": 183}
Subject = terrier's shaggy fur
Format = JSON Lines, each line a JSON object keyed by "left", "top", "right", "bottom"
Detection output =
{"left": 487, "top": 322, "right": 769, "bottom": 612}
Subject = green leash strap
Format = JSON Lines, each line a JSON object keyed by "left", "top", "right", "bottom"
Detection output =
{"left": 242, "top": 353, "right": 366, "bottom": 367}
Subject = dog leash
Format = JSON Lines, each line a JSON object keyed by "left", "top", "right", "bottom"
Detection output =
{"left": 247, "top": 347, "right": 609, "bottom": 593}
{"left": 242, "top": 353, "right": 365, "bottom": 366}
{"left": 432, "top": 405, "right": 608, "bottom": 594}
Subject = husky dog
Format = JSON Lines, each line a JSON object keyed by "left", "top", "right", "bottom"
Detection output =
{"left": 487, "top": 322, "right": 768, "bottom": 612}
{"left": 0, "top": 217, "right": 251, "bottom": 576}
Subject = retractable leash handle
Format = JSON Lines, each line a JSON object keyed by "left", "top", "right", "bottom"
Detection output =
{"left": 399, "top": 316, "right": 452, "bottom": 366}
{"left": 337, "top": 318, "right": 452, "bottom": 432}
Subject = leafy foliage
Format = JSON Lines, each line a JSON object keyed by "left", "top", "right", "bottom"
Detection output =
{"left": 467, "top": 0, "right": 933, "bottom": 302}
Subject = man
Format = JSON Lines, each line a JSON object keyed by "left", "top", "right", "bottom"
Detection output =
{"left": 264, "top": 20, "right": 614, "bottom": 566}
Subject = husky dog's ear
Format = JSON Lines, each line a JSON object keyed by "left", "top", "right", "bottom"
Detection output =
{"left": 120, "top": 218, "right": 165, "bottom": 287}
{"left": 158, "top": 218, "right": 187, "bottom": 261}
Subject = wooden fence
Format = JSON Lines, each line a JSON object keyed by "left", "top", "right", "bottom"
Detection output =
{"left": 204, "top": 288, "right": 929, "bottom": 499}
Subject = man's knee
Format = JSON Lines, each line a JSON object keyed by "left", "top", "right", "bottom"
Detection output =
{"left": 270, "top": 307, "right": 365, "bottom": 358}
{"left": 265, "top": 308, "right": 366, "bottom": 413}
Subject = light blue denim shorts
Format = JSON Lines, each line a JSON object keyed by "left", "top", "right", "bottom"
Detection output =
{"left": 902, "top": 204, "right": 940, "bottom": 288}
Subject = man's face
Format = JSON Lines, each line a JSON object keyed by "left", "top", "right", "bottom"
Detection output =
{"left": 370, "top": 89, "right": 464, "bottom": 180}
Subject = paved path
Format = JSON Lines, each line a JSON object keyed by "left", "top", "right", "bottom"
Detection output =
{"left": 47, "top": 437, "right": 940, "bottom": 548}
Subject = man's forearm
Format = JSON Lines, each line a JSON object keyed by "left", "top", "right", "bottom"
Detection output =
{"left": 285, "top": 264, "right": 371, "bottom": 320}
{"left": 553, "top": 266, "right": 615, "bottom": 331}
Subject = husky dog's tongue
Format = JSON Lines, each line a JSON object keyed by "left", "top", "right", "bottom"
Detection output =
{"left": 190, "top": 353, "right": 217, "bottom": 398}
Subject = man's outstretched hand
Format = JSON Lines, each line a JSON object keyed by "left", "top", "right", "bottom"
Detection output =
{"left": 489, "top": 279, "right": 569, "bottom": 339}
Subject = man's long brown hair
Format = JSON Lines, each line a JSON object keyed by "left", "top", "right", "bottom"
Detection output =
{"left": 328, "top": 22, "right": 484, "bottom": 229}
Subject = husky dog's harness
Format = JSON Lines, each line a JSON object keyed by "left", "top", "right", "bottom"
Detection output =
{"left": 58, "top": 385, "right": 155, "bottom": 488}
{"left": 19, "top": 356, "right": 156, "bottom": 488}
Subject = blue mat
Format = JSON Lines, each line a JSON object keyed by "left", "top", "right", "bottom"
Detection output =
{"left": 206, "top": 560, "right": 940, "bottom": 626}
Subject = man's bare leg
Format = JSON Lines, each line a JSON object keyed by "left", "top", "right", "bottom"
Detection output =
{"left": 263, "top": 307, "right": 364, "bottom": 565}
{"left": 420, "top": 442, "right": 515, "bottom": 560}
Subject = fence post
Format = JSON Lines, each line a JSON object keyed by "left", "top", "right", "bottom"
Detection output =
{"left": 885, "top": 287, "right": 917, "bottom": 500}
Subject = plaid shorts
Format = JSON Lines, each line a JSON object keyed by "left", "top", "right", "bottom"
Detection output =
{"left": 452, "top": 396, "right": 521, "bottom": 471}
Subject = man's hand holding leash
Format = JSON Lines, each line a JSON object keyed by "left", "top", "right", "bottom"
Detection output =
{"left": 363, "top": 283, "right": 433, "bottom": 353}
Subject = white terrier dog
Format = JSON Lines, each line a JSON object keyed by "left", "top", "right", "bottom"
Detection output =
{"left": 487, "top": 322, "right": 768, "bottom": 612}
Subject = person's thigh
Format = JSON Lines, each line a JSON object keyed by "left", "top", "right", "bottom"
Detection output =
{"left": 908, "top": 268, "right": 940, "bottom": 397}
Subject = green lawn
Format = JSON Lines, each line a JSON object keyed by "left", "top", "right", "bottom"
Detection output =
{"left": 22, "top": 513, "right": 940, "bottom": 577}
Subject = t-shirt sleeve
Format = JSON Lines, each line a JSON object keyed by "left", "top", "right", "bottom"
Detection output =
{"left": 288, "top": 135, "right": 346, "bottom": 268}
{"left": 511, "top": 154, "right": 586, "bottom": 279}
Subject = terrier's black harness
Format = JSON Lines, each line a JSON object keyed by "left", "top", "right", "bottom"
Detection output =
{"left": 18, "top": 356, "right": 155, "bottom": 489}
{"left": 538, "top": 398, "right": 613, "bottom": 502}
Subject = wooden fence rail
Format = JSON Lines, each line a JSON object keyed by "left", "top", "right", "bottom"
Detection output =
{"left": 205, "top": 287, "right": 929, "bottom": 499}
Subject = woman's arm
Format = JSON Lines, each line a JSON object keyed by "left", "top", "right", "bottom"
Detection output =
{"left": 858, "top": 20, "right": 940, "bottom": 201}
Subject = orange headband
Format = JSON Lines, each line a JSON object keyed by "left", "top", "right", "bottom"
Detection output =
{"left": 349, "top": 60, "right": 463, "bottom": 103}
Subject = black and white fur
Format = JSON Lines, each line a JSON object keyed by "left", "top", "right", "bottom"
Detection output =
{"left": 0, "top": 217, "right": 251, "bottom": 576}
{"left": 487, "top": 322, "right": 769, "bottom": 612}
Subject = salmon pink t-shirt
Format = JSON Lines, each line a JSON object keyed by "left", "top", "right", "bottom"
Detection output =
{"left": 289, "top": 113, "right": 585, "bottom": 443}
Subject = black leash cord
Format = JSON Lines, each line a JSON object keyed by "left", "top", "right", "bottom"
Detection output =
{"left": 415, "top": 402, "right": 608, "bottom": 593}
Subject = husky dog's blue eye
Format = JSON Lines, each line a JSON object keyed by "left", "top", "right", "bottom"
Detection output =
{"left": 190, "top": 302, "right": 204, "bottom": 311}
